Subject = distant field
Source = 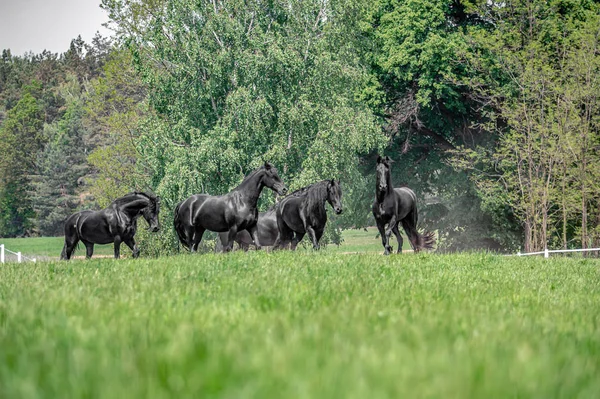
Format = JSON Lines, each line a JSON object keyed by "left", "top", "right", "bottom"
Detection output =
{"left": 0, "top": 227, "right": 406, "bottom": 259}
{"left": 0, "top": 236, "right": 115, "bottom": 259}
{"left": 0, "top": 252, "right": 598, "bottom": 398}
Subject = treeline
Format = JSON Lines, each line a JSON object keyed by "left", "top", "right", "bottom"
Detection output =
{"left": 1, "top": 0, "right": 599, "bottom": 253}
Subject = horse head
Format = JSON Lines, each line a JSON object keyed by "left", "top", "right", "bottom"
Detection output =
{"left": 327, "top": 179, "right": 343, "bottom": 214}
{"left": 376, "top": 155, "right": 393, "bottom": 194}
{"left": 139, "top": 192, "right": 161, "bottom": 232}
{"left": 261, "top": 161, "right": 288, "bottom": 196}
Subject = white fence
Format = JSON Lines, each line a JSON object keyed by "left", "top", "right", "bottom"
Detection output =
{"left": 0, "top": 244, "right": 36, "bottom": 263}
{"left": 517, "top": 247, "right": 600, "bottom": 258}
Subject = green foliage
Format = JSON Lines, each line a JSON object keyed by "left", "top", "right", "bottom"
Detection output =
{"left": 361, "top": 0, "right": 513, "bottom": 251}
{"left": 1, "top": 253, "right": 599, "bottom": 397}
{"left": 30, "top": 75, "right": 89, "bottom": 236}
{"left": 0, "top": 89, "right": 44, "bottom": 236}
{"left": 102, "top": 0, "right": 387, "bottom": 252}
{"left": 455, "top": 0, "right": 600, "bottom": 251}
{"left": 85, "top": 48, "right": 147, "bottom": 207}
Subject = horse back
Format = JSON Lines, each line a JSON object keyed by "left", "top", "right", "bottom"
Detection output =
{"left": 393, "top": 187, "right": 417, "bottom": 219}
{"left": 184, "top": 193, "right": 238, "bottom": 232}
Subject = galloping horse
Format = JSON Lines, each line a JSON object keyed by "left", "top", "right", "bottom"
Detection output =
{"left": 372, "top": 155, "right": 434, "bottom": 255}
{"left": 274, "top": 179, "right": 342, "bottom": 250}
{"left": 174, "top": 162, "right": 287, "bottom": 252}
{"left": 218, "top": 206, "right": 279, "bottom": 251}
{"left": 61, "top": 191, "right": 161, "bottom": 260}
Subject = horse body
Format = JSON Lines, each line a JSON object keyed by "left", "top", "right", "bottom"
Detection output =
{"left": 174, "top": 162, "right": 287, "bottom": 252}
{"left": 218, "top": 207, "right": 279, "bottom": 250}
{"left": 275, "top": 179, "right": 342, "bottom": 250}
{"left": 372, "top": 155, "right": 435, "bottom": 255}
{"left": 61, "top": 192, "right": 160, "bottom": 260}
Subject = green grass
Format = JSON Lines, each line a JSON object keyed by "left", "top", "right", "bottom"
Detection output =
{"left": 0, "top": 227, "right": 399, "bottom": 259}
{"left": 1, "top": 252, "right": 599, "bottom": 398}
{"left": 0, "top": 236, "right": 115, "bottom": 259}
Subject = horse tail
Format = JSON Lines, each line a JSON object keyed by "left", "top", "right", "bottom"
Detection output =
{"left": 400, "top": 198, "right": 435, "bottom": 252}
{"left": 61, "top": 213, "right": 81, "bottom": 260}
{"left": 416, "top": 230, "right": 436, "bottom": 251}
{"left": 173, "top": 200, "right": 189, "bottom": 251}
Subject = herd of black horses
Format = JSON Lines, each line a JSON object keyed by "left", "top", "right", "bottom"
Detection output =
{"left": 60, "top": 156, "right": 435, "bottom": 260}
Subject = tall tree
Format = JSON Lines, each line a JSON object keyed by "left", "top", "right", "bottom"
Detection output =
{"left": 30, "top": 75, "right": 89, "bottom": 236}
{"left": 0, "top": 85, "right": 45, "bottom": 236}
{"left": 102, "top": 0, "right": 387, "bottom": 251}
{"left": 455, "top": 0, "right": 600, "bottom": 252}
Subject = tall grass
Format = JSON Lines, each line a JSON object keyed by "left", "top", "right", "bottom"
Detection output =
{"left": 1, "top": 252, "right": 598, "bottom": 398}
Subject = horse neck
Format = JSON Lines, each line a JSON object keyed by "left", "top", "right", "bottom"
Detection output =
{"left": 233, "top": 169, "right": 265, "bottom": 204}
{"left": 376, "top": 170, "right": 393, "bottom": 203}
{"left": 117, "top": 197, "right": 150, "bottom": 218}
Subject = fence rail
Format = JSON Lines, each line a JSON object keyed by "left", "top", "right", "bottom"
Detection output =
{"left": 0, "top": 244, "right": 37, "bottom": 263}
{"left": 517, "top": 247, "right": 600, "bottom": 258}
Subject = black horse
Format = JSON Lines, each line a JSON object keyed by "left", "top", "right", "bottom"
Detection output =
{"left": 174, "top": 162, "right": 287, "bottom": 252}
{"left": 274, "top": 179, "right": 342, "bottom": 250}
{"left": 218, "top": 206, "right": 279, "bottom": 251}
{"left": 372, "top": 155, "right": 435, "bottom": 255}
{"left": 61, "top": 191, "right": 161, "bottom": 260}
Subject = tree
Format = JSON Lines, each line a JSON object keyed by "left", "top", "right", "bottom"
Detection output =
{"left": 30, "top": 75, "right": 89, "bottom": 236}
{"left": 0, "top": 86, "right": 44, "bottom": 236}
{"left": 85, "top": 48, "right": 147, "bottom": 207}
{"left": 455, "top": 0, "right": 600, "bottom": 252}
{"left": 102, "top": 0, "right": 387, "bottom": 251}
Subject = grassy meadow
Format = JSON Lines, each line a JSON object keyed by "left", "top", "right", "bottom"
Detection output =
{"left": 0, "top": 227, "right": 395, "bottom": 260}
{"left": 0, "top": 251, "right": 599, "bottom": 398}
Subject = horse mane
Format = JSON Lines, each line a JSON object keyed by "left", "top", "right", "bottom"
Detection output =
{"left": 305, "top": 180, "right": 330, "bottom": 211}
{"left": 287, "top": 180, "right": 330, "bottom": 210}
{"left": 234, "top": 163, "right": 272, "bottom": 191}
{"left": 111, "top": 191, "right": 156, "bottom": 207}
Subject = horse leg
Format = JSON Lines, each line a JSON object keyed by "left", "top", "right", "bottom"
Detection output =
{"left": 124, "top": 237, "right": 140, "bottom": 258}
{"left": 114, "top": 236, "right": 122, "bottom": 259}
{"left": 290, "top": 232, "right": 305, "bottom": 250}
{"left": 248, "top": 225, "right": 261, "bottom": 250}
{"left": 191, "top": 228, "right": 205, "bottom": 252}
{"left": 384, "top": 216, "right": 397, "bottom": 255}
{"left": 84, "top": 241, "right": 94, "bottom": 259}
{"left": 376, "top": 221, "right": 392, "bottom": 255}
{"left": 306, "top": 225, "right": 320, "bottom": 250}
{"left": 225, "top": 226, "right": 239, "bottom": 252}
{"left": 315, "top": 228, "right": 324, "bottom": 248}
{"left": 274, "top": 217, "right": 293, "bottom": 250}
{"left": 392, "top": 225, "right": 403, "bottom": 254}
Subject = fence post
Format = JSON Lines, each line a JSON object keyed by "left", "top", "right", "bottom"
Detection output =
{"left": 544, "top": 247, "right": 549, "bottom": 258}
{"left": 0, "top": 244, "right": 4, "bottom": 264}
{"left": 17, "top": 252, "right": 22, "bottom": 263}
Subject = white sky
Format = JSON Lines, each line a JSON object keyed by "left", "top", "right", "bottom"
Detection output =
{"left": 0, "top": 0, "right": 112, "bottom": 56}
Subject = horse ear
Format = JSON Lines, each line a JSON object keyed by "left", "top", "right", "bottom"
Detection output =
{"left": 377, "top": 155, "right": 382, "bottom": 164}
{"left": 264, "top": 161, "right": 271, "bottom": 170}
{"left": 385, "top": 156, "right": 393, "bottom": 163}
{"left": 330, "top": 179, "right": 335, "bottom": 186}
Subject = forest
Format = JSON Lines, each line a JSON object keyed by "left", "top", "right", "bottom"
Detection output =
{"left": 0, "top": 0, "right": 599, "bottom": 253}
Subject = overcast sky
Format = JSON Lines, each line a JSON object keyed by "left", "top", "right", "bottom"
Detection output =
{"left": 0, "top": 0, "right": 112, "bottom": 56}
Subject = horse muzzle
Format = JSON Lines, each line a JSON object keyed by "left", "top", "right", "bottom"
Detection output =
{"left": 277, "top": 185, "right": 288, "bottom": 196}
{"left": 149, "top": 225, "right": 160, "bottom": 232}
{"left": 334, "top": 207, "right": 343, "bottom": 215}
